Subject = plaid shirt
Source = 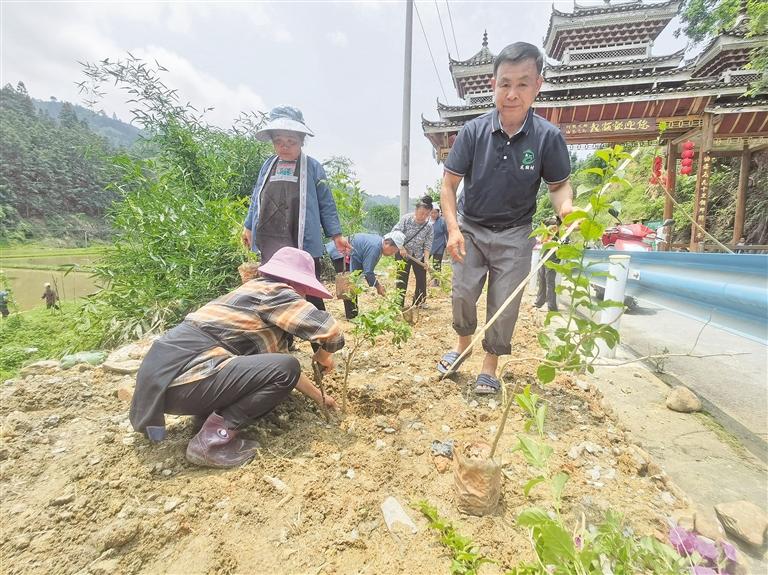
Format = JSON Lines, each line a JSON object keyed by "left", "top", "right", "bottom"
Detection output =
{"left": 170, "top": 278, "right": 344, "bottom": 386}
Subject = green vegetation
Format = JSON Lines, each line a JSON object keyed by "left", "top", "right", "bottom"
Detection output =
{"left": 0, "top": 302, "right": 101, "bottom": 381}
{"left": 0, "top": 83, "right": 121, "bottom": 244}
{"left": 416, "top": 501, "right": 491, "bottom": 575}
{"left": 74, "top": 56, "right": 272, "bottom": 347}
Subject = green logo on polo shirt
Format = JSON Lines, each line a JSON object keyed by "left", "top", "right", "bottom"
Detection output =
{"left": 522, "top": 149, "right": 535, "bottom": 165}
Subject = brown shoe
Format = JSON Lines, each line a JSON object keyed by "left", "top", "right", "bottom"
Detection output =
{"left": 185, "top": 412, "right": 259, "bottom": 468}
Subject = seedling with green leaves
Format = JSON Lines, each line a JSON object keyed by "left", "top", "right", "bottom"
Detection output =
{"left": 338, "top": 270, "right": 412, "bottom": 412}
{"left": 416, "top": 501, "right": 492, "bottom": 575}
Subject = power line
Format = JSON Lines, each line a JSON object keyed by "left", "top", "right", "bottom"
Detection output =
{"left": 414, "top": 2, "right": 448, "bottom": 102}
{"left": 445, "top": 0, "right": 460, "bottom": 61}
{"left": 434, "top": 0, "right": 452, "bottom": 58}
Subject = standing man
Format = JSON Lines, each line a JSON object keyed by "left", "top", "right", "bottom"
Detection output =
{"left": 41, "top": 283, "right": 60, "bottom": 310}
{"left": 430, "top": 205, "right": 448, "bottom": 280}
{"left": 437, "top": 42, "right": 573, "bottom": 394}
{"left": 325, "top": 231, "right": 404, "bottom": 319}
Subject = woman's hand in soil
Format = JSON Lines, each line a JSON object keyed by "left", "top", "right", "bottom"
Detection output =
{"left": 313, "top": 349, "right": 335, "bottom": 373}
{"left": 375, "top": 283, "right": 386, "bottom": 297}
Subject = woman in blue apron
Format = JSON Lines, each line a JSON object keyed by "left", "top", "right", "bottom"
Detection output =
{"left": 242, "top": 106, "right": 350, "bottom": 312}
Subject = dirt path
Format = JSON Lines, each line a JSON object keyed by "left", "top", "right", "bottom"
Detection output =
{"left": 1, "top": 289, "right": 689, "bottom": 574}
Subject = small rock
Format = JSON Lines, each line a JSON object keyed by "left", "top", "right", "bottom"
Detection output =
{"left": 665, "top": 386, "right": 702, "bottom": 413}
{"left": 568, "top": 444, "right": 584, "bottom": 460}
{"left": 714, "top": 500, "right": 768, "bottom": 547}
{"left": 383, "top": 427, "right": 396, "bottom": 434}
{"left": 375, "top": 439, "right": 386, "bottom": 450}
{"left": 410, "top": 421, "right": 425, "bottom": 431}
{"left": 433, "top": 455, "right": 451, "bottom": 473}
{"left": 263, "top": 475, "right": 289, "bottom": 493}
{"left": 330, "top": 452, "right": 342, "bottom": 462}
{"left": 12, "top": 534, "right": 31, "bottom": 549}
{"left": 583, "top": 442, "right": 602, "bottom": 455}
{"left": 20, "top": 360, "right": 60, "bottom": 376}
{"left": 346, "top": 468, "right": 356, "bottom": 479}
{"left": 381, "top": 496, "right": 418, "bottom": 535}
{"left": 575, "top": 379, "right": 589, "bottom": 391}
{"left": 693, "top": 510, "right": 724, "bottom": 541}
{"left": 441, "top": 424, "right": 451, "bottom": 433}
{"left": 164, "top": 499, "right": 181, "bottom": 513}
{"left": 397, "top": 448, "right": 412, "bottom": 457}
{"left": 660, "top": 491, "right": 677, "bottom": 506}
{"left": 51, "top": 493, "right": 75, "bottom": 506}
{"left": 413, "top": 375, "right": 425, "bottom": 383}
{"left": 121, "top": 435, "right": 136, "bottom": 446}
{"left": 95, "top": 520, "right": 140, "bottom": 551}
{"left": 488, "top": 399, "right": 498, "bottom": 410}
{"left": 43, "top": 414, "right": 61, "bottom": 427}
{"left": 468, "top": 400, "right": 479, "bottom": 408}
{"left": 586, "top": 467, "right": 601, "bottom": 481}
{"left": 161, "top": 469, "right": 172, "bottom": 477}
{"left": 116, "top": 381, "right": 135, "bottom": 402}
{"left": 102, "top": 359, "right": 142, "bottom": 375}
{"left": 374, "top": 416, "right": 389, "bottom": 429}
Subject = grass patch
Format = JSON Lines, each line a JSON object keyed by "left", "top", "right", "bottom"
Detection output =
{"left": 0, "top": 245, "right": 109, "bottom": 259}
{"left": 0, "top": 302, "right": 102, "bottom": 381}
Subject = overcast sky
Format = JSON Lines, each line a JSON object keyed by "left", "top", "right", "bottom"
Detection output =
{"left": 1, "top": 1, "right": 689, "bottom": 199}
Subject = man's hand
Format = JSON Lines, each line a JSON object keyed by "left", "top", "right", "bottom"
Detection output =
{"left": 241, "top": 227, "right": 252, "bottom": 249}
{"left": 334, "top": 235, "right": 352, "bottom": 256}
{"left": 317, "top": 394, "right": 339, "bottom": 411}
{"left": 399, "top": 247, "right": 407, "bottom": 259}
{"left": 375, "top": 283, "right": 386, "bottom": 297}
{"left": 557, "top": 197, "right": 574, "bottom": 220}
{"left": 446, "top": 229, "right": 466, "bottom": 263}
{"left": 313, "top": 349, "right": 334, "bottom": 373}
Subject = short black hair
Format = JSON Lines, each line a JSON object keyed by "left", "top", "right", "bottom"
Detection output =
{"left": 416, "top": 195, "right": 433, "bottom": 210}
{"left": 493, "top": 42, "right": 544, "bottom": 76}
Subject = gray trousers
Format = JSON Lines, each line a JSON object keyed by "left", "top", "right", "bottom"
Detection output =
{"left": 451, "top": 217, "right": 534, "bottom": 356}
{"left": 164, "top": 354, "right": 301, "bottom": 428}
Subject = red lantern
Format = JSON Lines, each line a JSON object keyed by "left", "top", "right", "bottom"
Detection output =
{"left": 683, "top": 140, "right": 694, "bottom": 150}
{"left": 681, "top": 158, "right": 694, "bottom": 168}
{"left": 681, "top": 149, "right": 695, "bottom": 160}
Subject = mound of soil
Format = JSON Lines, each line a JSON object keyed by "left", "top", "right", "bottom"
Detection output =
{"left": 0, "top": 290, "right": 685, "bottom": 574}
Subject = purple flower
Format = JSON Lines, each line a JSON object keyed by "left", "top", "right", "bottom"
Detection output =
{"left": 574, "top": 535, "right": 583, "bottom": 550}
{"left": 693, "top": 537, "right": 719, "bottom": 562}
{"left": 720, "top": 540, "right": 738, "bottom": 562}
{"left": 691, "top": 567, "right": 717, "bottom": 575}
{"left": 669, "top": 526, "right": 696, "bottom": 555}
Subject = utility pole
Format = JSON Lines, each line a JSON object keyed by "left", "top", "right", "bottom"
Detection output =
{"left": 399, "top": 0, "right": 414, "bottom": 216}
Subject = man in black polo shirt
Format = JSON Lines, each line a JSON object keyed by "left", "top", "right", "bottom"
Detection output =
{"left": 437, "top": 42, "right": 573, "bottom": 394}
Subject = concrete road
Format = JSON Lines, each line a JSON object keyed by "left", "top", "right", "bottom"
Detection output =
{"left": 613, "top": 298, "right": 768, "bottom": 460}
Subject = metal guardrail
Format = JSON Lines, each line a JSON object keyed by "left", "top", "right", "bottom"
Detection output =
{"left": 583, "top": 250, "right": 768, "bottom": 344}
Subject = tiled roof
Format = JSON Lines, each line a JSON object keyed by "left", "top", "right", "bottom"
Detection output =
{"left": 449, "top": 31, "right": 495, "bottom": 68}
{"left": 545, "top": 65, "right": 692, "bottom": 84}
{"left": 552, "top": 0, "right": 680, "bottom": 18}
{"left": 545, "top": 49, "right": 685, "bottom": 73}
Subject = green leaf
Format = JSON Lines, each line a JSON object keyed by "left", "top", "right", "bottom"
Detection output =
{"left": 579, "top": 219, "right": 604, "bottom": 241}
{"left": 523, "top": 476, "right": 546, "bottom": 497}
{"left": 551, "top": 471, "right": 570, "bottom": 503}
{"left": 516, "top": 507, "right": 552, "bottom": 528}
{"left": 536, "top": 364, "right": 556, "bottom": 384}
{"left": 582, "top": 166, "right": 605, "bottom": 177}
{"left": 562, "top": 210, "right": 589, "bottom": 225}
{"left": 537, "top": 332, "right": 551, "bottom": 350}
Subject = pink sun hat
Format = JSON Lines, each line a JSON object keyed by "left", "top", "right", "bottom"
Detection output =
{"left": 258, "top": 247, "right": 333, "bottom": 299}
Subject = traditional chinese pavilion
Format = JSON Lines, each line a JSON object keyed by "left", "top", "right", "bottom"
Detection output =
{"left": 422, "top": 0, "right": 767, "bottom": 250}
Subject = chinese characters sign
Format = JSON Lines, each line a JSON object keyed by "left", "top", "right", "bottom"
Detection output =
{"left": 560, "top": 118, "right": 657, "bottom": 138}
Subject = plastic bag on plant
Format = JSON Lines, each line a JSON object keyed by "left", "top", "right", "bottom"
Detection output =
{"left": 454, "top": 441, "right": 501, "bottom": 516}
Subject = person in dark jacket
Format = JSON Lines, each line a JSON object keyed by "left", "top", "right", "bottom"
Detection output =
{"left": 41, "top": 283, "right": 60, "bottom": 310}
{"left": 130, "top": 247, "right": 344, "bottom": 469}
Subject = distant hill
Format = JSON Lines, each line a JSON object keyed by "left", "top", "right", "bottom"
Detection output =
{"left": 33, "top": 98, "right": 141, "bottom": 148}
{"left": 363, "top": 194, "right": 399, "bottom": 209}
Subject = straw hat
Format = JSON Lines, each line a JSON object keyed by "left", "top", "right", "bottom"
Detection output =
{"left": 258, "top": 247, "right": 332, "bottom": 299}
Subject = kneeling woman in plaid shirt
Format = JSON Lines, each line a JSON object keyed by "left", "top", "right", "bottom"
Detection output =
{"left": 130, "top": 247, "right": 343, "bottom": 468}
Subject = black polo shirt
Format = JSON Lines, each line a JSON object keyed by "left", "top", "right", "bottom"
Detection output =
{"left": 445, "top": 109, "right": 570, "bottom": 228}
